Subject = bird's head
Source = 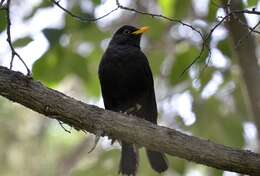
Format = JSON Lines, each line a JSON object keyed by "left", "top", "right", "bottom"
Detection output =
{"left": 109, "top": 25, "right": 149, "bottom": 47}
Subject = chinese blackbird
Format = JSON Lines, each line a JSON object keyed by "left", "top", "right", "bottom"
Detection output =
{"left": 98, "top": 25, "right": 168, "bottom": 176}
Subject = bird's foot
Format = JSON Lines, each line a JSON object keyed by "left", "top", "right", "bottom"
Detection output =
{"left": 125, "top": 104, "right": 142, "bottom": 114}
{"left": 88, "top": 130, "right": 102, "bottom": 153}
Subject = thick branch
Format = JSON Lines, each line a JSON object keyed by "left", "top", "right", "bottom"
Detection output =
{"left": 0, "top": 66, "right": 259, "bottom": 175}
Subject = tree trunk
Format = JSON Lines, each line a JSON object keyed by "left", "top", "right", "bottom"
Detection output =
{"left": 221, "top": 0, "right": 260, "bottom": 144}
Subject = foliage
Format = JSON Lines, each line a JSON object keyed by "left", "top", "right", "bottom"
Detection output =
{"left": 0, "top": 0, "right": 259, "bottom": 175}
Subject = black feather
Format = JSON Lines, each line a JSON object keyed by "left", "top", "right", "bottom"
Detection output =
{"left": 98, "top": 25, "right": 168, "bottom": 175}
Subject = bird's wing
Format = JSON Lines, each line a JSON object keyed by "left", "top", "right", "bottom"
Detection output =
{"left": 98, "top": 47, "right": 158, "bottom": 123}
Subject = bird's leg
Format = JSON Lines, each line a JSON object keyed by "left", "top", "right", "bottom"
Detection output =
{"left": 109, "top": 104, "right": 142, "bottom": 146}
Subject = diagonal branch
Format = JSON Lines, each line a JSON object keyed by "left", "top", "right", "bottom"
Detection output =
{"left": 0, "top": 66, "right": 260, "bottom": 175}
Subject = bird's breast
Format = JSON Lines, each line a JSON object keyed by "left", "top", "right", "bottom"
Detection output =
{"left": 99, "top": 45, "right": 148, "bottom": 94}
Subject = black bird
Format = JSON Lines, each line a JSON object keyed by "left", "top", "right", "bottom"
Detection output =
{"left": 98, "top": 25, "right": 168, "bottom": 176}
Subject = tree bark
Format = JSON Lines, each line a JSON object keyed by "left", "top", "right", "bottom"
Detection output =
{"left": 220, "top": 0, "right": 260, "bottom": 142}
{"left": 0, "top": 66, "right": 260, "bottom": 175}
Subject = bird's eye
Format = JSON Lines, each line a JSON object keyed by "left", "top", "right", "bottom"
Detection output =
{"left": 123, "top": 29, "right": 131, "bottom": 34}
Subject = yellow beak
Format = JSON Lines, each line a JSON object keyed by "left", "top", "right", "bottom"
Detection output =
{"left": 132, "top": 26, "right": 149, "bottom": 35}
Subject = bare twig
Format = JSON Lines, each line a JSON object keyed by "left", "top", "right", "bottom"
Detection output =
{"left": 50, "top": 0, "right": 120, "bottom": 22}
{"left": 5, "top": 0, "right": 30, "bottom": 75}
{"left": 0, "top": 0, "right": 5, "bottom": 7}
{"left": 235, "top": 20, "right": 260, "bottom": 48}
{"left": 180, "top": 42, "right": 206, "bottom": 77}
{"left": 50, "top": 0, "right": 260, "bottom": 77}
{"left": 51, "top": 0, "right": 204, "bottom": 39}
{"left": 115, "top": 0, "right": 203, "bottom": 39}
{"left": 237, "top": 18, "right": 260, "bottom": 35}
{"left": 233, "top": 9, "right": 260, "bottom": 15}
{"left": 5, "top": 0, "right": 260, "bottom": 79}
{"left": 115, "top": 0, "right": 208, "bottom": 76}
{"left": 58, "top": 119, "right": 71, "bottom": 133}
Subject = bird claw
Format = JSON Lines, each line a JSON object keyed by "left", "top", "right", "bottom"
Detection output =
{"left": 110, "top": 137, "right": 117, "bottom": 145}
{"left": 136, "top": 104, "right": 141, "bottom": 111}
{"left": 125, "top": 103, "right": 142, "bottom": 114}
{"left": 56, "top": 119, "right": 71, "bottom": 133}
{"left": 88, "top": 130, "right": 102, "bottom": 153}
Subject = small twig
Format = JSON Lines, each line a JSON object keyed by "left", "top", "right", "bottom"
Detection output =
{"left": 180, "top": 42, "right": 207, "bottom": 77}
{"left": 116, "top": 0, "right": 204, "bottom": 39}
{"left": 235, "top": 20, "right": 260, "bottom": 48}
{"left": 237, "top": 18, "right": 260, "bottom": 35}
{"left": 179, "top": 14, "right": 230, "bottom": 77}
{"left": 0, "top": 0, "right": 6, "bottom": 10}
{"left": 58, "top": 120, "right": 72, "bottom": 133}
{"left": 50, "top": 0, "right": 120, "bottom": 22}
{"left": 196, "top": 48, "right": 212, "bottom": 83}
{"left": 115, "top": 0, "right": 208, "bottom": 77}
{"left": 233, "top": 9, "right": 260, "bottom": 15}
{"left": 5, "top": 0, "right": 30, "bottom": 75}
{"left": 0, "top": 0, "right": 5, "bottom": 7}
{"left": 51, "top": 0, "right": 260, "bottom": 79}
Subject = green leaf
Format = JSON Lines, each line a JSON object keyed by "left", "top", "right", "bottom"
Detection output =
{"left": 64, "top": 3, "right": 93, "bottom": 30}
{"left": 92, "top": 0, "right": 101, "bottom": 5}
{"left": 23, "top": 1, "right": 52, "bottom": 20}
{"left": 32, "top": 47, "right": 63, "bottom": 86}
{"left": 217, "top": 39, "right": 231, "bottom": 57}
{"left": 158, "top": 0, "right": 190, "bottom": 18}
{"left": 138, "top": 16, "right": 166, "bottom": 41}
{"left": 247, "top": 0, "right": 258, "bottom": 7}
{"left": 0, "top": 10, "right": 7, "bottom": 33}
{"left": 175, "top": 0, "right": 191, "bottom": 19}
{"left": 13, "top": 37, "right": 33, "bottom": 47}
{"left": 72, "top": 149, "right": 119, "bottom": 176}
{"left": 148, "top": 49, "right": 165, "bottom": 76}
{"left": 42, "top": 28, "right": 63, "bottom": 47}
{"left": 169, "top": 44, "right": 198, "bottom": 85}
{"left": 207, "top": 1, "right": 218, "bottom": 22}
{"left": 199, "top": 67, "right": 215, "bottom": 89}
{"left": 170, "top": 157, "right": 187, "bottom": 174}
{"left": 192, "top": 97, "right": 244, "bottom": 147}
{"left": 81, "top": 25, "right": 108, "bottom": 43}
{"left": 158, "top": 0, "right": 176, "bottom": 17}
{"left": 82, "top": 48, "right": 102, "bottom": 97}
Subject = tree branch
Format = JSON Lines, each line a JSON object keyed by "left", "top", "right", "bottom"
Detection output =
{"left": 5, "top": 0, "right": 30, "bottom": 75}
{"left": 50, "top": 0, "right": 120, "bottom": 22}
{"left": 0, "top": 66, "right": 259, "bottom": 175}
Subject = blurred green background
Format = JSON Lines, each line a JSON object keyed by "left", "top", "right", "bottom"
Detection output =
{"left": 0, "top": 0, "right": 259, "bottom": 175}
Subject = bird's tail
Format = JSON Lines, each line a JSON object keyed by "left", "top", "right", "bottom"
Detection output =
{"left": 146, "top": 150, "right": 168, "bottom": 173}
{"left": 119, "top": 141, "right": 138, "bottom": 176}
